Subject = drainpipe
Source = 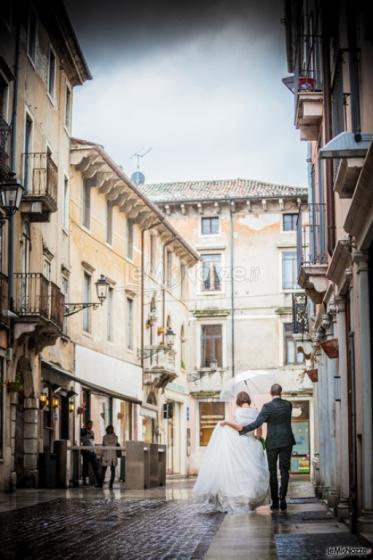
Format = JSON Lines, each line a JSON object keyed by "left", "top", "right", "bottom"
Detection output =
{"left": 162, "top": 238, "right": 174, "bottom": 344}
{"left": 8, "top": 17, "right": 21, "bottom": 316}
{"left": 229, "top": 201, "right": 235, "bottom": 378}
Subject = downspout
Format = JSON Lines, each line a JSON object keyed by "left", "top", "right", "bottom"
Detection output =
{"left": 321, "top": 4, "right": 336, "bottom": 254}
{"left": 8, "top": 16, "right": 21, "bottom": 317}
{"left": 141, "top": 221, "right": 162, "bottom": 363}
{"left": 162, "top": 238, "right": 174, "bottom": 344}
{"left": 229, "top": 201, "right": 235, "bottom": 378}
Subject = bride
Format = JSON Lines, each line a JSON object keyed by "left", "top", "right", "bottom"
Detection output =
{"left": 193, "top": 391, "right": 269, "bottom": 512}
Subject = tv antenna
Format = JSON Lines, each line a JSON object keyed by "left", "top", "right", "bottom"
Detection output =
{"left": 130, "top": 148, "right": 152, "bottom": 185}
{"left": 131, "top": 148, "right": 152, "bottom": 170}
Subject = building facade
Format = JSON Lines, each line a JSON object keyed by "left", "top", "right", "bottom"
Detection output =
{"left": 141, "top": 179, "right": 313, "bottom": 475}
{"left": 0, "top": 1, "right": 90, "bottom": 490}
{"left": 68, "top": 139, "right": 198, "bottom": 475}
{"left": 284, "top": 0, "right": 373, "bottom": 535}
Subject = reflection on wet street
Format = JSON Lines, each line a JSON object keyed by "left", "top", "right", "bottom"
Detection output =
{"left": 0, "top": 477, "right": 371, "bottom": 559}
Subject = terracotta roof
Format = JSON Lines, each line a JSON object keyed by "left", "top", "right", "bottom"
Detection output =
{"left": 141, "top": 178, "right": 307, "bottom": 203}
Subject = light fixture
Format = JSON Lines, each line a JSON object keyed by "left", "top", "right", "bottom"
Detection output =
{"left": 52, "top": 397, "right": 59, "bottom": 408}
{"left": 165, "top": 326, "right": 176, "bottom": 348}
{"left": 69, "top": 401, "right": 75, "bottom": 413}
{"left": 39, "top": 393, "right": 48, "bottom": 407}
{"left": 95, "top": 274, "right": 109, "bottom": 304}
{"left": 319, "top": 132, "right": 373, "bottom": 159}
{"left": 0, "top": 174, "right": 24, "bottom": 216}
{"left": 64, "top": 274, "right": 109, "bottom": 317}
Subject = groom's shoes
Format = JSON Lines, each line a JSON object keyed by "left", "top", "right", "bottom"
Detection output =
{"left": 270, "top": 501, "right": 279, "bottom": 510}
{"left": 280, "top": 497, "right": 287, "bottom": 511}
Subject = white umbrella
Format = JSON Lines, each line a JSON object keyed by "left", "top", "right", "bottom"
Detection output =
{"left": 220, "top": 369, "right": 278, "bottom": 402}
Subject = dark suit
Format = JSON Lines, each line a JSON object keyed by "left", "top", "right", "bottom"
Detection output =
{"left": 240, "top": 398, "right": 296, "bottom": 502}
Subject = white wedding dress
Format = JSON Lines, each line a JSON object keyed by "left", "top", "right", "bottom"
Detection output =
{"left": 193, "top": 407, "right": 269, "bottom": 512}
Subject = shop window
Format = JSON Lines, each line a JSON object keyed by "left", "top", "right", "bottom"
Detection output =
{"left": 291, "top": 400, "right": 310, "bottom": 474}
{"left": 199, "top": 401, "right": 225, "bottom": 446}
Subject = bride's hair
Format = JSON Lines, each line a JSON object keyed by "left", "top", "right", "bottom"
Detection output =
{"left": 236, "top": 391, "right": 251, "bottom": 407}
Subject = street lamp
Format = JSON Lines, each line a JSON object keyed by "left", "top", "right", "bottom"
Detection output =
{"left": 95, "top": 274, "right": 109, "bottom": 304}
{"left": 64, "top": 274, "right": 110, "bottom": 317}
{"left": 165, "top": 326, "right": 176, "bottom": 348}
{"left": 0, "top": 174, "right": 24, "bottom": 218}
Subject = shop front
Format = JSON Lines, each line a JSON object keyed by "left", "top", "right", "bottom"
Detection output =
{"left": 291, "top": 399, "right": 311, "bottom": 475}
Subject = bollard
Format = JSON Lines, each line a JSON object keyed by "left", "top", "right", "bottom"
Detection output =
{"left": 54, "top": 440, "right": 68, "bottom": 488}
{"left": 125, "top": 441, "right": 147, "bottom": 490}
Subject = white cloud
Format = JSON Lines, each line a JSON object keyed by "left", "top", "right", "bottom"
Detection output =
{"left": 72, "top": 21, "right": 307, "bottom": 186}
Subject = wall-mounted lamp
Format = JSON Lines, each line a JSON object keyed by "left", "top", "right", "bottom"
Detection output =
{"left": 52, "top": 397, "right": 59, "bottom": 408}
{"left": 64, "top": 274, "right": 110, "bottom": 317}
{"left": 69, "top": 401, "right": 75, "bottom": 413}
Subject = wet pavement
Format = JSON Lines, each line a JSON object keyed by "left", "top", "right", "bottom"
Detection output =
{"left": 0, "top": 477, "right": 372, "bottom": 560}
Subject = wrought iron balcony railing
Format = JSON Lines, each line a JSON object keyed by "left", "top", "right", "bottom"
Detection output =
{"left": 0, "top": 272, "right": 9, "bottom": 326}
{"left": 13, "top": 273, "right": 65, "bottom": 331}
{"left": 22, "top": 152, "right": 58, "bottom": 211}
{"left": 142, "top": 345, "right": 176, "bottom": 372}
{"left": 297, "top": 203, "right": 327, "bottom": 275}
{"left": 292, "top": 293, "right": 309, "bottom": 334}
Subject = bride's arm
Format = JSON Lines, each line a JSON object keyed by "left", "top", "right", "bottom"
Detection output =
{"left": 220, "top": 419, "right": 243, "bottom": 430}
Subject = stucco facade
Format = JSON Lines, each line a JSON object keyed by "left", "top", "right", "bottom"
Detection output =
{"left": 141, "top": 180, "right": 313, "bottom": 475}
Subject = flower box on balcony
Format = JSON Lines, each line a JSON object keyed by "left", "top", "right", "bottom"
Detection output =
{"left": 320, "top": 338, "right": 339, "bottom": 359}
{"left": 306, "top": 368, "right": 318, "bottom": 383}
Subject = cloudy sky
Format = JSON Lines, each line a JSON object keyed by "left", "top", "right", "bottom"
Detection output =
{"left": 66, "top": 0, "right": 307, "bottom": 186}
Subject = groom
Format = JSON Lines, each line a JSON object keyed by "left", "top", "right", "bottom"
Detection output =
{"left": 238, "top": 383, "right": 296, "bottom": 511}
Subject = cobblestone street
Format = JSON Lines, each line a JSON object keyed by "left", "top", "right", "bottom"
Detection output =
{"left": 0, "top": 478, "right": 371, "bottom": 560}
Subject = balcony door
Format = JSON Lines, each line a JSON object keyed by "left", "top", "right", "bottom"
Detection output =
{"left": 20, "top": 221, "right": 31, "bottom": 311}
{"left": 23, "top": 113, "right": 33, "bottom": 193}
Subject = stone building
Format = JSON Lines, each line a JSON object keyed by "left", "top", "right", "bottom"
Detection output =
{"left": 0, "top": 1, "right": 90, "bottom": 490}
{"left": 283, "top": 0, "right": 373, "bottom": 535}
{"left": 68, "top": 139, "right": 198, "bottom": 475}
{"left": 141, "top": 179, "right": 313, "bottom": 475}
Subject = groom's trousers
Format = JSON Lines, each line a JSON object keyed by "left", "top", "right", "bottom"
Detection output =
{"left": 266, "top": 446, "right": 292, "bottom": 500}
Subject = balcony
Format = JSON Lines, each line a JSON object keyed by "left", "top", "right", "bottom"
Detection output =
{"left": 297, "top": 204, "right": 328, "bottom": 304}
{"left": 21, "top": 153, "right": 58, "bottom": 221}
{"left": 0, "top": 272, "right": 9, "bottom": 327}
{"left": 143, "top": 346, "right": 177, "bottom": 389}
{"left": 0, "top": 116, "right": 11, "bottom": 179}
{"left": 13, "top": 273, "right": 65, "bottom": 336}
{"left": 295, "top": 91, "right": 323, "bottom": 141}
{"left": 334, "top": 157, "right": 364, "bottom": 199}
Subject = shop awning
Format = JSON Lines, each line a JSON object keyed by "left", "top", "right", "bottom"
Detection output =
{"left": 41, "top": 360, "right": 142, "bottom": 405}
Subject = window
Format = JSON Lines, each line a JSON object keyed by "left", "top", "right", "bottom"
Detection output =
{"left": 63, "top": 176, "right": 69, "bottom": 231}
{"left": 199, "top": 402, "right": 225, "bottom": 447}
{"left": 201, "top": 216, "right": 219, "bottom": 235}
{"left": 62, "top": 276, "right": 69, "bottom": 298}
{"left": 282, "top": 251, "right": 298, "bottom": 290}
{"left": 47, "top": 46, "right": 56, "bottom": 99}
{"left": 126, "top": 298, "right": 133, "bottom": 350}
{"left": 201, "top": 254, "right": 222, "bottom": 291}
{"left": 150, "top": 235, "right": 156, "bottom": 273}
{"left": 64, "top": 84, "right": 72, "bottom": 130}
{"left": 282, "top": 214, "right": 298, "bottom": 231}
{"left": 180, "top": 263, "right": 186, "bottom": 298}
{"left": 23, "top": 113, "right": 33, "bottom": 191}
{"left": 284, "top": 323, "right": 304, "bottom": 365}
{"left": 126, "top": 219, "right": 134, "bottom": 259}
{"left": 106, "top": 201, "right": 113, "bottom": 244}
{"left": 83, "top": 272, "right": 91, "bottom": 332}
{"left": 43, "top": 258, "right": 51, "bottom": 280}
{"left": 27, "top": 8, "right": 37, "bottom": 63}
{"left": 166, "top": 250, "right": 172, "bottom": 288}
{"left": 82, "top": 179, "right": 91, "bottom": 228}
{"left": 201, "top": 324, "right": 222, "bottom": 368}
{"left": 107, "top": 287, "right": 114, "bottom": 341}
{"left": 0, "top": 74, "right": 8, "bottom": 119}
{"left": 180, "top": 325, "right": 186, "bottom": 369}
